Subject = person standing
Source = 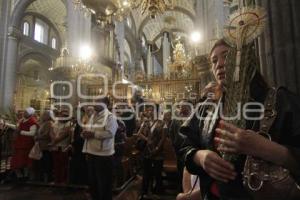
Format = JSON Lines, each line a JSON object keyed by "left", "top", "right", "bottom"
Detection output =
{"left": 34, "top": 110, "right": 54, "bottom": 182}
{"left": 68, "top": 106, "right": 93, "bottom": 185}
{"left": 82, "top": 97, "right": 118, "bottom": 200}
{"left": 139, "top": 106, "right": 166, "bottom": 199}
{"left": 50, "top": 110, "right": 72, "bottom": 184}
{"left": 179, "top": 39, "right": 300, "bottom": 200}
{"left": 3, "top": 107, "right": 38, "bottom": 181}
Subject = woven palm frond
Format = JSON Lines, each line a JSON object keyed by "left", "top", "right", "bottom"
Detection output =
{"left": 221, "top": 42, "right": 257, "bottom": 162}
{"left": 224, "top": 7, "right": 267, "bottom": 47}
{"left": 219, "top": 6, "right": 267, "bottom": 163}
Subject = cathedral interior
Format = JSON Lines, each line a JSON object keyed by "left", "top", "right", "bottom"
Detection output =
{"left": 0, "top": 0, "right": 299, "bottom": 200}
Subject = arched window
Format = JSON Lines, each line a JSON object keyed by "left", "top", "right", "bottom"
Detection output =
{"left": 51, "top": 38, "right": 57, "bottom": 49}
{"left": 23, "top": 22, "right": 30, "bottom": 36}
{"left": 34, "top": 18, "right": 49, "bottom": 44}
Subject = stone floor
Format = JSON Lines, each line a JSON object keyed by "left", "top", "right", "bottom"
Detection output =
{"left": 0, "top": 176, "right": 177, "bottom": 200}
{"left": 0, "top": 183, "right": 89, "bottom": 200}
{"left": 115, "top": 175, "right": 177, "bottom": 200}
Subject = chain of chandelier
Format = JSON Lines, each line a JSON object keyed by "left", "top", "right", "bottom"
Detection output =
{"left": 73, "top": 0, "right": 175, "bottom": 22}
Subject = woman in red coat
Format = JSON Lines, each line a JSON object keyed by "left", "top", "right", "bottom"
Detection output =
{"left": 4, "top": 107, "right": 37, "bottom": 180}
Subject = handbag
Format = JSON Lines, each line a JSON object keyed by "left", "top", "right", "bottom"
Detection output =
{"left": 29, "top": 142, "right": 43, "bottom": 160}
{"left": 243, "top": 88, "right": 300, "bottom": 200}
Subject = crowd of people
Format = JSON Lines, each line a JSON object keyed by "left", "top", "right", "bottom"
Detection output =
{"left": 0, "top": 39, "right": 299, "bottom": 200}
{"left": 0, "top": 96, "right": 195, "bottom": 200}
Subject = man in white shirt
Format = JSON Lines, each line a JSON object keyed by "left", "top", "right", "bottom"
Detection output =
{"left": 82, "top": 97, "right": 118, "bottom": 200}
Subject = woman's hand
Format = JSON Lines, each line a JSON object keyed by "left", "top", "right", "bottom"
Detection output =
{"left": 214, "top": 120, "right": 296, "bottom": 169}
{"left": 193, "top": 150, "right": 236, "bottom": 182}
{"left": 214, "top": 120, "right": 264, "bottom": 156}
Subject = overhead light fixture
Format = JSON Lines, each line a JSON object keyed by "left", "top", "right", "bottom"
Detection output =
{"left": 190, "top": 31, "right": 202, "bottom": 43}
{"left": 140, "top": 0, "right": 174, "bottom": 19}
{"left": 79, "top": 45, "right": 93, "bottom": 61}
{"left": 73, "top": 0, "right": 174, "bottom": 22}
{"left": 51, "top": 47, "right": 95, "bottom": 78}
{"left": 123, "top": 0, "right": 129, "bottom": 7}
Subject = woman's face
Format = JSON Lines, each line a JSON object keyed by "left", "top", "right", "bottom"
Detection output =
{"left": 210, "top": 45, "right": 229, "bottom": 85}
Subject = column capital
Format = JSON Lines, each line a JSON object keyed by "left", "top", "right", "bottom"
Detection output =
{"left": 7, "top": 26, "right": 22, "bottom": 40}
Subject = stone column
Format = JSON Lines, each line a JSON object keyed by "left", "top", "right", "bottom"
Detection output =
{"left": 1, "top": 26, "right": 21, "bottom": 110}
{"left": 66, "top": 0, "right": 91, "bottom": 57}
{"left": 195, "top": 0, "right": 205, "bottom": 34}
{"left": 115, "top": 21, "right": 125, "bottom": 66}
{"left": 162, "top": 32, "right": 170, "bottom": 77}
{"left": 66, "top": 0, "right": 78, "bottom": 56}
{"left": 0, "top": 0, "right": 11, "bottom": 111}
{"left": 109, "top": 29, "right": 115, "bottom": 60}
{"left": 196, "top": 0, "right": 209, "bottom": 54}
{"left": 146, "top": 44, "right": 152, "bottom": 77}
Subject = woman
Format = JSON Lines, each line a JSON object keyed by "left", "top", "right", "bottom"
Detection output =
{"left": 34, "top": 110, "right": 54, "bottom": 182}
{"left": 2, "top": 107, "right": 38, "bottom": 181}
{"left": 179, "top": 39, "right": 300, "bottom": 200}
{"left": 50, "top": 110, "right": 72, "bottom": 184}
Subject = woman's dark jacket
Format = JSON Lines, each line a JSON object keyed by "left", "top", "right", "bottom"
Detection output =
{"left": 178, "top": 79, "right": 300, "bottom": 199}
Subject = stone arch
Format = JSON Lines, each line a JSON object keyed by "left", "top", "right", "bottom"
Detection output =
{"left": 18, "top": 51, "right": 52, "bottom": 70}
{"left": 10, "top": 0, "right": 36, "bottom": 28}
{"left": 16, "top": 51, "right": 53, "bottom": 110}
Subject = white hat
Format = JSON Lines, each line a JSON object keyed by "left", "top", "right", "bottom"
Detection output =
{"left": 25, "top": 107, "right": 35, "bottom": 115}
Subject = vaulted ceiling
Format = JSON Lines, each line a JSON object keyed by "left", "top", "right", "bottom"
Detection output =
{"left": 132, "top": 0, "right": 196, "bottom": 45}
{"left": 22, "top": 0, "right": 196, "bottom": 49}
{"left": 20, "top": 0, "right": 230, "bottom": 56}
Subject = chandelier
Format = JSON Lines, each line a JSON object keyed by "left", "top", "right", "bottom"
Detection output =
{"left": 49, "top": 48, "right": 95, "bottom": 78}
{"left": 73, "top": 0, "right": 174, "bottom": 22}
